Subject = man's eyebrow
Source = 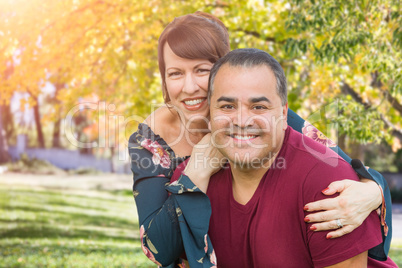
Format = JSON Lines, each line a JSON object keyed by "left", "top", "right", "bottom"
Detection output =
{"left": 217, "top": 96, "right": 237, "bottom": 102}
{"left": 249, "top": 96, "right": 271, "bottom": 103}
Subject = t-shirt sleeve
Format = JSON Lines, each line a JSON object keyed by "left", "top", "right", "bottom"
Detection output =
{"left": 302, "top": 158, "right": 383, "bottom": 268}
{"left": 288, "top": 108, "right": 391, "bottom": 259}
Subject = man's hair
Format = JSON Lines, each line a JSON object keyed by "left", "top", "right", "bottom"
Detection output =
{"left": 208, "top": 48, "right": 287, "bottom": 105}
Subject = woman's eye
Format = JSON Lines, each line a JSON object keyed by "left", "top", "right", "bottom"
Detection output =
{"left": 197, "top": 68, "right": 210, "bottom": 74}
{"left": 167, "top": 71, "right": 181, "bottom": 77}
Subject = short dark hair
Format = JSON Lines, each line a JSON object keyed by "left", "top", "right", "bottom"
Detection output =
{"left": 208, "top": 48, "right": 287, "bottom": 105}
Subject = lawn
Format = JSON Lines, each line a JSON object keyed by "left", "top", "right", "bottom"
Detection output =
{"left": 0, "top": 174, "right": 401, "bottom": 267}
{"left": 389, "top": 238, "right": 402, "bottom": 266}
{"left": 0, "top": 178, "right": 155, "bottom": 268}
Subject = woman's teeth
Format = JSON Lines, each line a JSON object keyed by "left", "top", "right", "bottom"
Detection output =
{"left": 184, "top": 99, "right": 204, "bottom": 106}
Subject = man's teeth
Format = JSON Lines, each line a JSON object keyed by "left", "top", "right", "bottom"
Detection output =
{"left": 233, "top": 135, "right": 257, "bottom": 140}
{"left": 184, "top": 99, "right": 204, "bottom": 106}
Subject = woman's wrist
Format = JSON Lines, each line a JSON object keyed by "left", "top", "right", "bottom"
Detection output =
{"left": 360, "top": 178, "right": 382, "bottom": 210}
{"left": 183, "top": 165, "right": 210, "bottom": 193}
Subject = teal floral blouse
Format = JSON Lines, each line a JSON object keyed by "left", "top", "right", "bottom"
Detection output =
{"left": 128, "top": 109, "right": 392, "bottom": 268}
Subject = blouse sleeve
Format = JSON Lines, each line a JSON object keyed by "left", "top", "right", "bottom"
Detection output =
{"left": 128, "top": 124, "right": 184, "bottom": 267}
{"left": 287, "top": 108, "right": 392, "bottom": 260}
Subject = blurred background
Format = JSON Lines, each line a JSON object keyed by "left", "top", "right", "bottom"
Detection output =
{"left": 0, "top": 0, "right": 401, "bottom": 267}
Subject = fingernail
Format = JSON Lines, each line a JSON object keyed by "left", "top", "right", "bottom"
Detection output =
{"left": 322, "top": 187, "right": 330, "bottom": 194}
{"left": 326, "top": 234, "right": 332, "bottom": 239}
{"left": 310, "top": 225, "right": 317, "bottom": 231}
{"left": 303, "top": 205, "right": 309, "bottom": 211}
{"left": 304, "top": 217, "right": 310, "bottom": 222}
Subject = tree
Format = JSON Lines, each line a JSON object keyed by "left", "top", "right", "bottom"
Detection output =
{"left": 0, "top": 103, "right": 10, "bottom": 163}
{"left": 0, "top": 0, "right": 400, "bottom": 155}
{"left": 283, "top": 0, "right": 401, "bottom": 147}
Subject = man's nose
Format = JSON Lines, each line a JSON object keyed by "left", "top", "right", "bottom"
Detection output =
{"left": 233, "top": 106, "right": 254, "bottom": 128}
{"left": 182, "top": 73, "right": 200, "bottom": 94}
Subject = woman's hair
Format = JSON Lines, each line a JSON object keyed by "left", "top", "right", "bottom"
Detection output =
{"left": 158, "top": 11, "right": 230, "bottom": 103}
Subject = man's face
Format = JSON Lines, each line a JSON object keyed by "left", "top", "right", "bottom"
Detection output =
{"left": 209, "top": 64, "right": 288, "bottom": 168}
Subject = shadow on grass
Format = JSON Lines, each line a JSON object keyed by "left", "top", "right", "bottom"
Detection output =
{"left": 0, "top": 241, "right": 155, "bottom": 268}
{"left": 0, "top": 188, "right": 128, "bottom": 203}
{"left": 0, "top": 225, "right": 140, "bottom": 242}
{"left": 0, "top": 242, "right": 143, "bottom": 255}
{"left": 47, "top": 200, "right": 108, "bottom": 211}
{"left": 1, "top": 205, "right": 136, "bottom": 229}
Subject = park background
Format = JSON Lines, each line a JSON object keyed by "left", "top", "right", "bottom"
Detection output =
{"left": 0, "top": 0, "right": 401, "bottom": 267}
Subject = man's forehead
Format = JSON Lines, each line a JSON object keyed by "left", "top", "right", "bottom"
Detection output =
{"left": 211, "top": 64, "right": 277, "bottom": 100}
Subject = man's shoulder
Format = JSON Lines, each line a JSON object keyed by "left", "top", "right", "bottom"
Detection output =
{"left": 282, "top": 127, "right": 357, "bottom": 183}
{"left": 285, "top": 127, "right": 344, "bottom": 167}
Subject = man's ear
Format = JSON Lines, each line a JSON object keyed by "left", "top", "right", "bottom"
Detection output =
{"left": 283, "top": 102, "right": 288, "bottom": 130}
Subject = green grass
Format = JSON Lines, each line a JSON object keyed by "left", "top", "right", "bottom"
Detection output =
{"left": 0, "top": 184, "right": 155, "bottom": 268}
{"left": 1, "top": 181, "right": 401, "bottom": 267}
{"left": 389, "top": 238, "right": 402, "bottom": 266}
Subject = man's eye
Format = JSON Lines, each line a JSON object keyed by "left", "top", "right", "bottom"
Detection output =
{"left": 221, "top": 104, "right": 234, "bottom": 109}
{"left": 253, "top": 105, "right": 267, "bottom": 110}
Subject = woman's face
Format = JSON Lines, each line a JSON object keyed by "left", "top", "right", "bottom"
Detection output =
{"left": 163, "top": 43, "right": 213, "bottom": 123}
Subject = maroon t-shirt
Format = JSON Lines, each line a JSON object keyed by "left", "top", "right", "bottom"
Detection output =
{"left": 206, "top": 127, "right": 382, "bottom": 267}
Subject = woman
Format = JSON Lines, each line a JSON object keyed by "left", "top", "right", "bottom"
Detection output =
{"left": 128, "top": 11, "right": 392, "bottom": 267}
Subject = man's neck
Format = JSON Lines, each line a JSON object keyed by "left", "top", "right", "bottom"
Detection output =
{"left": 230, "top": 134, "right": 286, "bottom": 205}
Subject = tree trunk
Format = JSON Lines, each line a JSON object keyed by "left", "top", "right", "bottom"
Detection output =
{"left": 0, "top": 105, "right": 10, "bottom": 163}
{"left": 110, "top": 147, "right": 115, "bottom": 173}
{"left": 32, "top": 96, "right": 45, "bottom": 148}
{"left": 52, "top": 118, "right": 62, "bottom": 148}
{"left": 2, "top": 103, "right": 14, "bottom": 140}
{"left": 348, "top": 141, "right": 364, "bottom": 162}
{"left": 52, "top": 83, "right": 63, "bottom": 148}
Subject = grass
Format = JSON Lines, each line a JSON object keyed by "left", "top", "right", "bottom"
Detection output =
{"left": 389, "top": 238, "right": 402, "bottom": 266}
{"left": 0, "top": 176, "right": 401, "bottom": 267}
{"left": 0, "top": 183, "right": 155, "bottom": 268}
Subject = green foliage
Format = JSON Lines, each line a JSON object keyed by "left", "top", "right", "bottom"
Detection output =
{"left": 335, "top": 98, "right": 385, "bottom": 144}
{"left": 0, "top": 0, "right": 400, "bottom": 150}
{"left": 0, "top": 184, "right": 154, "bottom": 267}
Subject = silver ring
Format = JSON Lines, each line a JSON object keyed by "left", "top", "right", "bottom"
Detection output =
{"left": 336, "top": 219, "right": 343, "bottom": 228}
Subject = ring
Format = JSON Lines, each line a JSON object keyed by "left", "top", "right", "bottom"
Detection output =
{"left": 335, "top": 219, "right": 343, "bottom": 228}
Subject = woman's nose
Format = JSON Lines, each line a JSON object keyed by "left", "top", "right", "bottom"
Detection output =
{"left": 182, "top": 74, "right": 200, "bottom": 94}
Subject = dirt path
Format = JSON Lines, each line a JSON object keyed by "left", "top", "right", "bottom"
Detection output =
{"left": 0, "top": 172, "right": 132, "bottom": 191}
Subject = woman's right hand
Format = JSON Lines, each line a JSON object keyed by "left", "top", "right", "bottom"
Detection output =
{"left": 184, "top": 133, "right": 226, "bottom": 193}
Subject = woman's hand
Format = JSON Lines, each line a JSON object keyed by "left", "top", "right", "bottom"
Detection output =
{"left": 304, "top": 179, "right": 382, "bottom": 239}
{"left": 184, "top": 133, "right": 226, "bottom": 193}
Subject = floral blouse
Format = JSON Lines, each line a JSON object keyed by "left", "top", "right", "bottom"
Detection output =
{"left": 128, "top": 108, "right": 392, "bottom": 268}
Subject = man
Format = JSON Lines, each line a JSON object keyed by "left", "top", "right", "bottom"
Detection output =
{"left": 177, "top": 48, "right": 387, "bottom": 267}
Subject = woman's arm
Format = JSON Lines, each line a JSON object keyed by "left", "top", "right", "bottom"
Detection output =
{"left": 129, "top": 126, "right": 184, "bottom": 266}
{"left": 287, "top": 108, "right": 392, "bottom": 259}
{"left": 129, "top": 125, "right": 218, "bottom": 267}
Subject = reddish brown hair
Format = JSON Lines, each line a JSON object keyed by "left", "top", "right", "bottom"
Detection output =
{"left": 158, "top": 11, "right": 230, "bottom": 103}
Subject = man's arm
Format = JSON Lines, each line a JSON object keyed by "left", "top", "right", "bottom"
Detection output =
{"left": 325, "top": 251, "right": 367, "bottom": 268}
